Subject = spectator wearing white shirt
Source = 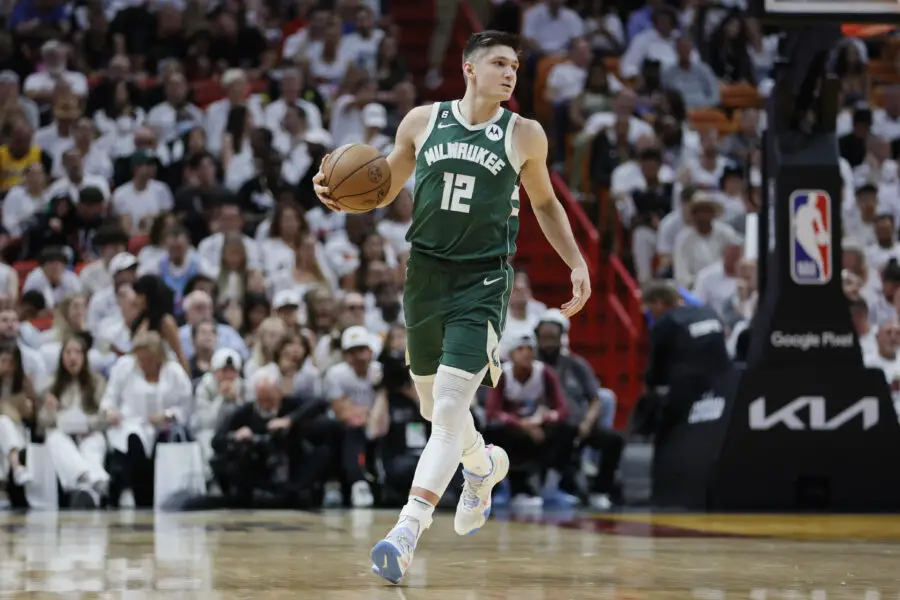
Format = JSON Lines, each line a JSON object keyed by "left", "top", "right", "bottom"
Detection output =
{"left": 360, "top": 103, "right": 393, "bottom": 155}
{"left": 619, "top": 8, "right": 681, "bottom": 79}
{"left": 330, "top": 77, "right": 378, "bottom": 147}
{"left": 23, "top": 246, "right": 84, "bottom": 309}
{"left": 693, "top": 241, "right": 742, "bottom": 318}
{"left": 282, "top": 9, "right": 329, "bottom": 63}
{"left": 340, "top": 6, "right": 384, "bottom": 75}
{"left": 844, "top": 184, "right": 879, "bottom": 248}
{"left": 179, "top": 290, "right": 249, "bottom": 361}
{"left": 51, "top": 117, "right": 113, "bottom": 180}
{"left": 264, "top": 68, "right": 324, "bottom": 134}
{"left": 145, "top": 72, "right": 205, "bottom": 143}
{"left": 23, "top": 41, "right": 89, "bottom": 105}
{"left": 111, "top": 150, "right": 174, "bottom": 235}
{"left": 660, "top": 35, "right": 720, "bottom": 109}
{"left": 323, "top": 325, "right": 383, "bottom": 507}
{"left": 851, "top": 299, "right": 877, "bottom": 357}
{"left": 863, "top": 321, "right": 900, "bottom": 419}
{"left": 657, "top": 186, "right": 696, "bottom": 275}
{"left": 867, "top": 260, "right": 900, "bottom": 327}
{"left": 100, "top": 331, "right": 193, "bottom": 507}
{"left": 204, "top": 69, "right": 265, "bottom": 156}
{"left": 87, "top": 252, "right": 137, "bottom": 338}
{"left": 522, "top": 0, "right": 585, "bottom": 55}
{"left": 673, "top": 194, "right": 741, "bottom": 288}
{"left": 197, "top": 200, "right": 262, "bottom": 271}
{"left": 136, "top": 226, "right": 218, "bottom": 315}
{"left": 673, "top": 129, "right": 730, "bottom": 212}
{"left": 307, "top": 17, "right": 354, "bottom": 101}
{"left": 46, "top": 148, "right": 111, "bottom": 204}
{"left": 376, "top": 186, "right": 413, "bottom": 257}
{"left": 873, "top": 86, "right": 900, "bottom": 143}
{"left": 34, "top": 95, "right": 80, "bottom": 160}
{"left": 77, "top": 226, "right": 130, "bottom": 296}
{"left": 3, "top": 162, "right": 49, "bottom": 237}
{"left": 866, "top": 213, "right": 900, "bottom": 272}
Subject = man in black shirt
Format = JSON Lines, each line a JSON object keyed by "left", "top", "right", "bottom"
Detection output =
{"left": 641, "top": 281, "right": 732, "bottom": 433}
{"left": 211, "top": 366, "right": 329, "bottom": 507}
{"left": 534, "top": 311, "right": 624, "bottom": 510}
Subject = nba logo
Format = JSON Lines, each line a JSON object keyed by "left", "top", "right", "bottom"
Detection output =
{"left": 789, "top": 190, "right": 832, "bottom": 285}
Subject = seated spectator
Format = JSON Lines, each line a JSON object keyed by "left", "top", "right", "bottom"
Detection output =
{"left": 692, "top": 240, "right": 743, "bottom": 319}
{"left": 77, "top": 225, "right": 130, "bottom": 296}
{"left": 178, "top": 290, "right": 249, "bottom": 362}
{"left": 86, "top": 252, "right": 137, "bottom": 336}
{"left": 534, "top": 311, "right": 623, "bottom": 510}
{"left": 0, "top": 343, "right": 38, "bottom": 495}
{"left": 272, "top": 328, "right": 321, "bottom": 399}
{"left": 23, "top": 246, "right": 84, "bottom": 309}
{"left": 211, "top": 364, "right": 330, "bottom": 507}
{"left": 100, "top": 331, "right": 193, "bottom": 508}
{"left": 314, "top": 291, "right": 381, "bottom": 369}
{"left": 38, "top": 294, "right": 107, "bottom": 371}
{"left": 660, "top": 35, "right": 720, "bottom": 110}
{"left": 0, "top": 116, "right": 51, "bottom": 194}
{"left": 673, "top": 194, "right": 741, "bottom": 288}
{"left": 191, "top": 348, "right": 250, "bottom": 482}
{"left": 110, "top": 150, "right": 174, "bottom": 235}
{"left": 197, "top": 199, "right": 263, "bottom": 272}
{"left": 38, "top": 335, "right": 109, "bottom": 508}
{"left": 188, "top": 320, "right": 218, "bottom": 380}
{"left": 137, "top": 226, "right": 218, "bottom": 315}
{"left": 866, "top": 213, "right": 900, "bottom": 272}
{"left": 23, "top": 41, "right": 88, "bottom": 104}
{"left": 485, "top": 332, "right": 575, "bottom": 509}
{"left": 323, "top": 325, "right": 383, "bottom": 507}
{"left": 502, "top": 272, "right": 547, "bottom": 353}
{"left": 863, "top": 321, "right": 900, "bottom": 418}
{"left": 2, "top": 162, "right": 49, "bottom": 237}
{"left": 45, "top": 148, "right": 111, "bottom": 204}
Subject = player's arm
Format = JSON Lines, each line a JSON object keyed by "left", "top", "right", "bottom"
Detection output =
{"left": 312, "top": 105, "right": 431, "bottom": 211}
{"left": 516, "top": 117, "right": 591, "bottom": 318}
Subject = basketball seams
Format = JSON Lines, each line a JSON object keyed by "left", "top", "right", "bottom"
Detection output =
{"left": 325, "top": 144, "right": 353, "bottom": 184}
{"left": 329, "top": 154, "right": 385, "bottom": 197}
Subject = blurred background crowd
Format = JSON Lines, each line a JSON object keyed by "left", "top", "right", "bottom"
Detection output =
{"left": 0, "top": 0, "right": 895, "bottom": 512}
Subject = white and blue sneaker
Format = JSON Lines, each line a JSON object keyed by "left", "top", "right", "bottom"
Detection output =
{"left": 454, "top": 444, "right": 510, "bottom": 535}
{"left": 370, "top": 521, "right": 418, "bottom": 584}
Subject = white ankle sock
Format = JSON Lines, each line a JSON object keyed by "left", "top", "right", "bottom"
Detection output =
{"left": 399, "top": 496, "right": 435, "bottom": 539}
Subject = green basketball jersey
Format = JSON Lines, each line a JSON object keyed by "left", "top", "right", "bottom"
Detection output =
{"left": 407, "top": 100, "right": 521, "bottom": 263}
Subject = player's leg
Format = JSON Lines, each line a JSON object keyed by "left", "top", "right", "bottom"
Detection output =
{"left": 371, "top": 263, "right": 445, "bottom": 584}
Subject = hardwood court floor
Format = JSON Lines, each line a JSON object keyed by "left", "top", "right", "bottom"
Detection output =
{"left": 1, "top": 510, "right": 900, "bottom": 599}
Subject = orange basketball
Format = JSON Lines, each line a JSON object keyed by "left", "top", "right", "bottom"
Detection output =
{"left": 324, "top": 144, "right": 392, "bottom": 214}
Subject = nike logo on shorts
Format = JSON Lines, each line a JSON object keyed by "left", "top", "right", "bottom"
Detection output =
{"left": 437, "top": 123, "right": 456, "bottom": 129}
{"left": 483, "top": 277, "right": 503, "bottom": 286}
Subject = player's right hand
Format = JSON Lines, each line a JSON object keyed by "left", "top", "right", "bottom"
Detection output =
{"left": 312, "top": 154, "right": 342, "bottom": 212}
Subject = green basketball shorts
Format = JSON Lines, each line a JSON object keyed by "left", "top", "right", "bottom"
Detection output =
{"left": 403, "top": 250, "right": 514, "bottom": 387}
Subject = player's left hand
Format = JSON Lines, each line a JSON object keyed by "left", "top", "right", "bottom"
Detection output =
{"left": 312, "top": 154, "right": 342, "bottom": 212}
{"left": 561, "top": 265, "right": 591, "bottom": 317}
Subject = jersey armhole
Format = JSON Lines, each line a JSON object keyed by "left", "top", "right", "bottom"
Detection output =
{"left": 504, "top": 113, "right": 522, "bottom": 174}
{"left": 414, "top": 102, "right": 441, "bottom": 158}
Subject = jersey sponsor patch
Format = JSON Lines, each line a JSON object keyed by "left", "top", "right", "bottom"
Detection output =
{"left": 485, "top": 124, "right": 503, "bottom": 141}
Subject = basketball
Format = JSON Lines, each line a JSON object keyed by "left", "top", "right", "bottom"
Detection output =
{"left": 324, "top": 143, "right": 392, "bottom": 214}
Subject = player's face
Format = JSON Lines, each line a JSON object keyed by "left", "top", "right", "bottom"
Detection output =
{"left": 467, "top": 46, "right": 518, "bottom": 102}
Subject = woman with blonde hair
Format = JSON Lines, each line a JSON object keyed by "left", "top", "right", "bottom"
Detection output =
{"left": 38, "top": 335, "right": 109, "bottom": 507}
{"left": 269, "top": 232, "right": 335, "bottom": 298}
{"left": 100, "top": 330, "right": 193, "bottom": 507}
{"left": 243, "top": 316, "right": 287, "bottom": 380}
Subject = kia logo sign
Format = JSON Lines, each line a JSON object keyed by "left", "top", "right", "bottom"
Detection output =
{"left": 749, "top": 397, "right": 879, "bottom": 430}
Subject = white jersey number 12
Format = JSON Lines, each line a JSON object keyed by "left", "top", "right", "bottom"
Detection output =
{"left": 440, "top": 172, "right": 474, "bottom": 214}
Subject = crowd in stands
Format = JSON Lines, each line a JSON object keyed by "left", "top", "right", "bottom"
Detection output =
{"left": 0, "top": 0, "right": 633, "bottom": 511}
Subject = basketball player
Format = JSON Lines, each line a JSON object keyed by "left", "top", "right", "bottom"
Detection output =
{"left": 312, "top": 31, "right": 591, "bottom": 584}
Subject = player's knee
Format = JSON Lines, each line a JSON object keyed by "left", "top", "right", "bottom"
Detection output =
{"left": 420, "top": 402, "right": 433, "bottom": 422}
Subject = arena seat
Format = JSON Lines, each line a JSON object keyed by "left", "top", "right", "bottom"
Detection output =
{"left": 688, "top": 108, "right": 738, "bottom": 135}
{"left": 30, "top": 316, "right": 53, "bottom": 331}
{"left": 128, "top": 235, "right": 150, "bottom": 255}
{"left": 720, "top": 83, "right": 764, "bottom": 109}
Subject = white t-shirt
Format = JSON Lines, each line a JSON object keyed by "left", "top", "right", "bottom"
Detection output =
{"left": 23, "top": 70, "right": 89, "bottom": 97}
{"left": 323, "top": 360, "right": 383, "bottom": 409}
{"left": 111, "top": 180, "right": 174, "bottom": 234}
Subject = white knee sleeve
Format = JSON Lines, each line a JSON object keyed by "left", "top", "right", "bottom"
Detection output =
{"left": 410, "top": 365, "right": 488, "bottom": 496}
{"left": 411, "top": 373, "right": 436, "bottom": 421}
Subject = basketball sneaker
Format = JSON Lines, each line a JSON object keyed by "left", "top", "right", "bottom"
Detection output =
{"left": 370, "top": 520, "right": 419, "bottom": 584}
{"left": 454, "top": 444, "right": 510, "bottom": 535}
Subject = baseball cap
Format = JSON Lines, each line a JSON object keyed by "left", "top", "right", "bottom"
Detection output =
{"left": 341, "top": 326, "right": 373, "bottom": 351}
{"left": 109, "top": 252, "right": 138, "bottom": 275}
{"left": 362, "top": 103, "right": 387, "bottom": 129}
{"left": 273, "top": 289, "right": 301, "bottom": 310}
{"left": 538, "top": 308, "right": 570, "bottom": 333}
{"left": 211, "top": 348, "right": 242, "bottom": 371}
{"left": 507, "top": 331, "right": 537, "bottom": 352}
{"left": 0, "top": 70, "right": 19, "bottom": 85}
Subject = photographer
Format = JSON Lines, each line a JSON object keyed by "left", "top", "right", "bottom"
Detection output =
{"left": 210, "top": 364, "right": 328, "bottom": 507}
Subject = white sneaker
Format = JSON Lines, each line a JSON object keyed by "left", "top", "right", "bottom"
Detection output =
{"left": 351, "top": 480, "right": 374, "bottom": 508}
{"left": 12, "top": 465, "right": 31, "bottom": 486}
{"left": 119, "top": 489, "right": 136, "bottom": 509}
{"left": 511, "top": 493, "right": 544, "bottom": 510}
{"left": 370, "top": 520, "right": 418, "bottom": 584}
{"left": 589, "top": 493, "right": 613, "bottom": 511}
{"left": 454, "top": 444, "right": 509, "bottom": 535}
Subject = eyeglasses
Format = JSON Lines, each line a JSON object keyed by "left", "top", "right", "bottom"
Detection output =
{"left": 346, "top": 305, "right": 365, "bottom": 311}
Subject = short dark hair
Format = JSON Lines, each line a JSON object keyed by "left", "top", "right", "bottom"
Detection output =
{"left": 462, "top": 30, "right": 521, "bottom": 65}
{"left": 641, "top": 281, "right": 681, "bottom": 308}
